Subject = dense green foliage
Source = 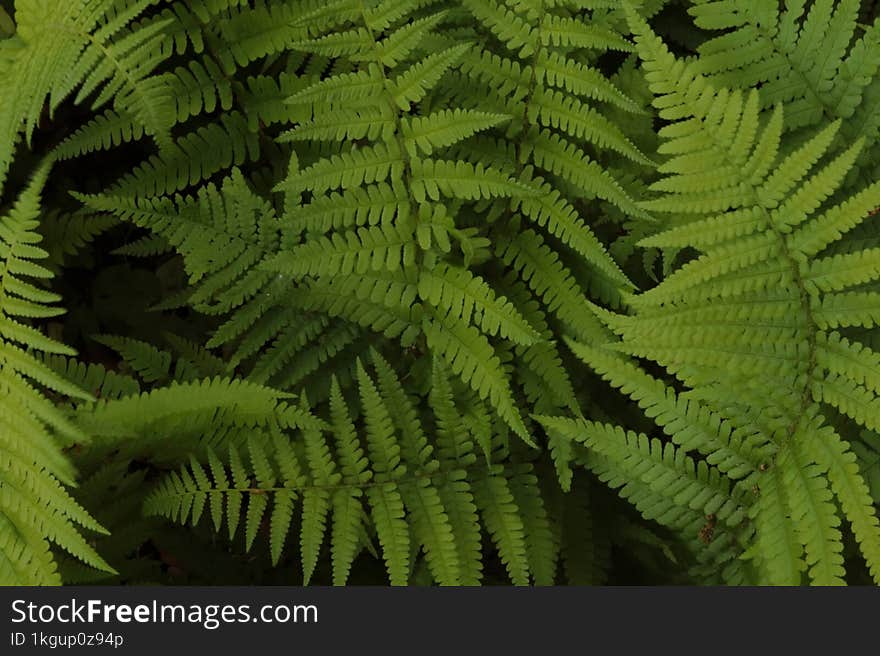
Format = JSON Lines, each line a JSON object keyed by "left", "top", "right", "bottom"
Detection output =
{"left": 2, "top": 0, "right": 880, "bottom": 586}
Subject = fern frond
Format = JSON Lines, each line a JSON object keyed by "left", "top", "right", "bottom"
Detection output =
{"left": 563, "top": 8, "right": 880, "bottom": 584}
{"left": 0, "top": 163, "right": 112, "bottom": 584}
{"left": 102, "top": 112, "right": 260, "bottom": 198}
{"left": 418, "top": 263, "right": 541, "bottom": 345}
{"left": 0, "top": 0, "right": 174, "bottom": 190}
{"left": 423, "top": 312, "right": 533, "bottom": 446}
{"left": 265, "top": 222, "right": 417, "bottom": 279}
{"left": 410, "top": 158, "right": 537, "bottom": 202}
{"left": 146, "top": 357, "right": 549, "bottom": 584}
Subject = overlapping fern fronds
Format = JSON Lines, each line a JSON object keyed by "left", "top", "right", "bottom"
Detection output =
{"left": 145, "top": 354, "right": 558, "bottom": 585}
{"left": 0, "top": 0, "right": 176, "bottom": 193}
{"left": 538, "top": 5, "right": 880, "bottom": 585}
{"left": 2, "top": 0, "right": 880, "bottom": 587}
{"left": 689, "top": 0, "right": 880, "bottom": 184}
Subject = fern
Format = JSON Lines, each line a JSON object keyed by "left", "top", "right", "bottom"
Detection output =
{"left": 258, "top": 2, "right": 552, "bottom": 444}
{"left": 0, "top": 0, "right": 175, "bottom": 192}
{"left": 144, "top": 356, "right": 555, "bottom": 585}
{"left": 541, "top": 6, "right": 880, "bottom": 585}
{"left": 0, "top": 164, "right": 111, "bottom": 584}
{"left": 689, "top": 0, "right": 880, "bottom": 186}
{"left": 2, "top": 0, "right": 880, "bottom": 587}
